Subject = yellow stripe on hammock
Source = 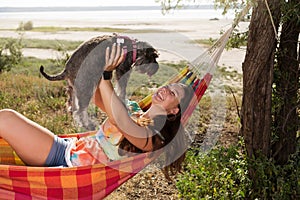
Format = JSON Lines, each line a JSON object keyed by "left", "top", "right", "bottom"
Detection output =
{"left": 0, "top": 137, "right": 25, "bottom": 165}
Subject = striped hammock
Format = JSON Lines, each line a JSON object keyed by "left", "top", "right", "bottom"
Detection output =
{"left": 0, "top": 4, "right": 251, "bottom": 197}
{"left": 0, "top": 65, "right": 212, "bottom": 199}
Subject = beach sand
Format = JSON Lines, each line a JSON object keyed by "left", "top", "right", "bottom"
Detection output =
{"left": 0, "top": 18, "right": 248, "bottom": 73}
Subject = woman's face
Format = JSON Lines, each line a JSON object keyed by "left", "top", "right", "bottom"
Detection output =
{"left": 152, "top": 83, "right": 185, "bottom": 115}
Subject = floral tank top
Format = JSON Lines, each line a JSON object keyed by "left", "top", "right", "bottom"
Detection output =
{"left": 64, "top": 100, "right": 143, "bottom": 167}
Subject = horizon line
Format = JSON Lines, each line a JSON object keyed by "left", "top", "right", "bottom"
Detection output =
{"left": 0, "top": 5, "right": 215, "bottom": 12}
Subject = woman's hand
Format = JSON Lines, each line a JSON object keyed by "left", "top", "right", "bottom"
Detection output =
{"left": 104, "top": 43, "right": 125, "bottom": 72}
{"left": 99, "top": 42, "right": 154, "bottom": 152}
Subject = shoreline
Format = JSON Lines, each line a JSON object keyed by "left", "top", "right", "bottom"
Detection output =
{"left": 0, "top": 18, "right": 248, "bottom": 37}
{"left": 0, "top": 18, "right": 247, "bottom": 73}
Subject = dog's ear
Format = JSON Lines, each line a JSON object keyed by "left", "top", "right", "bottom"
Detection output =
{"left": 154, "top": 50, "right": 159, "bottom": 58}
{"left": 146, "top": 48, "right": 159, "bottom": 59}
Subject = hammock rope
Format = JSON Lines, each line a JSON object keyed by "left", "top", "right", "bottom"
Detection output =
{"left": 0, "top": 4, "right": 251, "bottom": 199}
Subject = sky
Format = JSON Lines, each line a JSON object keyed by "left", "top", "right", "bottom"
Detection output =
{"left": 0, "top": 0, "right": 159, "bottom": 7}
{"left": 0, "top": 0, "right": 213, "bottom": 7}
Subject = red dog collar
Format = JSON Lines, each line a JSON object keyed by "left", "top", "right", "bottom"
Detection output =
{"left": 116, "top": 36, "right": 137, "bottom": 63}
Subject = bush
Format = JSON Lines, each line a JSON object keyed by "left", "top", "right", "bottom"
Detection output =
{"left": 176, "top": 140, "right": 299, "bottom": 199}
{"left": 0, "top": 73, "right": 78, "bottom": 134}
{"left": 248, "top": 150, "right": 300, "bottom": 199}
{"left": 0, "top": 38, "right": 23, "bottom": 73}
{"left": 17, "top": 21, "right": 33, "bottom": 31}
{"left": 176, "top": 143, "right": 250, "bottom": 199}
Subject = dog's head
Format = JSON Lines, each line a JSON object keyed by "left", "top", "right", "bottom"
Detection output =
{"left": 133, "top": 41, "right": 159, "bottom": 77}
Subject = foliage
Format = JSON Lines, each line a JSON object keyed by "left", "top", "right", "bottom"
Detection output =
{"left": 0, "top": 37, "right": 71, "bottom": 77}
{"left": 50, "top": 42, "right": 71, "bottom": 68}
{"left": 0, "top": 72, "right": 78, "bottom": 134}
{"left": 157, "top": 0, "right": 250, "bottom": 48}
{"left": 0, "top": 34, "right": 72, "bottom": 76}
{"left": 156, "top": 0, "right": 252, "bottom": 17}
{"left": 155, "top": 0, "right": 186, "bottom": 14}
{"left": 17, "top": 21, "right": 34, "bottom": 31}
{"left": 177, "top": 141, "right": 299, "bottom": 199}
{"left": 10, "top": 57, "right": 54, "bottom": 76}
{"left": 271, "top": 0, "right": 300, "bottom": 152}
{"left": 247, "top": 150, "right": 300, "bottom": 199}
{"left": 193, "top": 38, "right": 215, "bottom": 47}
{"left": 176, "top": 142, "right": 251, "bottom": 199}
{"left": 280, "top": 0, "right": 300, "bottom": 25}
{"left": 213, "top": 0, "right": 251, "bottom": 15}
{"left": 0, "top": 37, "right": 82, "bottom": 50}
{"left": 0, "top": 37, "right": 23, "bottom": 73}
{"left": 224, "top": 29, "right": 248, "bottom": 49}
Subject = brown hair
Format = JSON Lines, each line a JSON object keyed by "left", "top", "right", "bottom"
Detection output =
{"left": 118, "top": 83, "right": 195, "bottom": 179}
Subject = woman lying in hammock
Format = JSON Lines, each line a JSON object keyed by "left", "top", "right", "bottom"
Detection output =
{"left": 0, "top": 44, "right": 194, "bottom": 178}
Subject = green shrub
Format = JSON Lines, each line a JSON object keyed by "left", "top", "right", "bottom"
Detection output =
{"left": 247, "top": 151, "right": 300, "bottom": 199}
{"left": 50, "top": 42, "right": 70, "bottom": 68}
{"left": 176, "top": 143, "right": 250, "bottom": 199}
{"left": 0, "top": 73, "right": 78, "bottom": 134}
{"left": 0, "top": 38, "right": 23, "bottom": 73}
{"left": 17, "top": 21, "right": 33, "bottom": 31}
{"left": 176, "top": 141, "right": 299, "bottom": 199}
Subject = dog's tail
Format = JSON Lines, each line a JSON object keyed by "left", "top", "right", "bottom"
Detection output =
{"left": 40, "top": 65, "right": 67, "bottom": 81}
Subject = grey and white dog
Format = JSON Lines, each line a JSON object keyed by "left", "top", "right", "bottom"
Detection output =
{"left": 40, "top": 34, "right": 159, "bottom": 130}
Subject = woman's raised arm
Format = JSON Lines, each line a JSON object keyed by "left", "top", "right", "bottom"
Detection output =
{"left": 99, "top": 44, "right": 155, "bottom": 151}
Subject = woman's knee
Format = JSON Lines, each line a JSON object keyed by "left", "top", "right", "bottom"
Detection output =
{"left": 0, "top": 109, "right": 19, "bottom": 129}
{"left": 0, "top": 108, "right": 18, "bottom": 117}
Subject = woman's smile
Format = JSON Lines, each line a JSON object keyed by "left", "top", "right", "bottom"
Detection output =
{"left": 156, "top": 90, "right": 165, "bottom": 101}
{"left": 152, "top": 85, "right": 184, "bottom": 106}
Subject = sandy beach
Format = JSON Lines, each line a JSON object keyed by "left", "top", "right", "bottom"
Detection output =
{"left": 0, "top": 18, "right": 248, "bottom": 73}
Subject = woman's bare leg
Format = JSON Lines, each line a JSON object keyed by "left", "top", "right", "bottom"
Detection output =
{"left": 0, "top": 109, "right": 54, "bottom": 166}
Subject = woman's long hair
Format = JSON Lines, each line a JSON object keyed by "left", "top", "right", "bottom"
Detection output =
{"left": 118, "top": 83, "right": 195, "bottom": 179}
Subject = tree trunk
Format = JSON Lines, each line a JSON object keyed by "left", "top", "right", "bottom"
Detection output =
{"left": 241, "top": 0, "right": 281, "bottom": 163}
{"left": 272, "top": 0, "right": 300, "bottom": 164}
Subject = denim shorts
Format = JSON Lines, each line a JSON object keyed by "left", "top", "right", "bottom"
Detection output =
{"left": 45, "top": 135, "right": 69, "bottom": 167}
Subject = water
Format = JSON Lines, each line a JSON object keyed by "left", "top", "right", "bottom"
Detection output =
{"left": 0, "top": 8, "right": 235, "bottom": 22}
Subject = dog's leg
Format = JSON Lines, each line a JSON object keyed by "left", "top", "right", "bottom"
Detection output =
{"left": 73, "top": 77, "right": 100, "bottom": 130}
{"left": 65, "top": 84, "right": 73, "bottom": 113}
{"left": 73, "top": 107, "right": 95, "bottom": 130}
{"left": 71, "top": 91, "right": 84, "bottom": 128}
{"left": 115, "top": 69, "right": 131, "bottom": 101}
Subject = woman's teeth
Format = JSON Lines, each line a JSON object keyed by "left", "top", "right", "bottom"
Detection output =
{"left": 158, "top": 91, "right": 164, "bottom": 100}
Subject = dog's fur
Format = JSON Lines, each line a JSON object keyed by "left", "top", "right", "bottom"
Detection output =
{"left": 40, "top": 34, "right": 159, "bottom": 130}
